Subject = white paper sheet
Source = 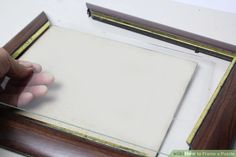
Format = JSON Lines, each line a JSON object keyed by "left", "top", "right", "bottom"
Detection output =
{"left": 20, "top": 26, "right": 196, "bottom": 156}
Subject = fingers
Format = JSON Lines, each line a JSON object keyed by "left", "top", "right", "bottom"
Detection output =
{"left": 0, "top": 48, "right": 33, "bottom": 79}
{"left": 26, "top": 72, "right": 54, "bottom": 86}
{"left": 23, "top": 85, "right": 48, "bottom": 97}
{"left": 1, "top": 71, "right": 54, "bottom": 107}
{"left": 17, "top": 60, "right": 42, "bottom": 73}
{"left": 17, "top": 92, "right": 34, "bottom": 106}
{"left": 4, "top": 85, "right": 48, "bottom": 96}
{"left": 0, "top": 85, "right": 48, "bottom": 106}
{"left": 0, "top": 92, "right": 34, "bottom": 107}
{"left": 8, "top": 59, "right": 39, "bottom": 79}
{"left": 0, "top": 48, "right": 54, "bottom": 106}
{"left": 9, "top": 72, "right": 54, "bottom": 87}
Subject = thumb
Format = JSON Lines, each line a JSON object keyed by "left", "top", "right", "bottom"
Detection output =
{"left": 0, "top": 48, "right": 33, "bottom": 79}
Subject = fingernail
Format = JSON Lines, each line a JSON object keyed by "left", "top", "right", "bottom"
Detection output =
{"left": 43, "top": 73, "right": 55, "bottom": 84}
{"left": 33, "top": 63, "right": 42, "bottom": 73}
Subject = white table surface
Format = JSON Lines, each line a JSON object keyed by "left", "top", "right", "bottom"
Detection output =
{"left": 0, "top": 0, "right": 235, "bottom": 156}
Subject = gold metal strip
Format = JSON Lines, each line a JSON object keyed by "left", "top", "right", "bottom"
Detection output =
{"left": 15, "top": 111, "right": 149, "bottom": 157}
{"left": 11, "top": 21, "right": 50, "bottom": 59}
{"left": 91, "top": 11, "right": 235, "bottom": 59}
{"left": 41, "top": 121, "right": 149, "bottom": 157}
{"left": 187, "top": 58, "right": 236, "bottom": 144}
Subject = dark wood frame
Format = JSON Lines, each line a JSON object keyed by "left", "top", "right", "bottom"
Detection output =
{"left": 3, "top": 12, "right": 49, "bottom": 59}
{"left": 0, "top": 4, "right": 235, "bottom": 157}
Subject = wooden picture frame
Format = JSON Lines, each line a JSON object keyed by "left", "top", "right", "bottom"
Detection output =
{"left": 0, "top": 3, "right": 235, "bottom": 156}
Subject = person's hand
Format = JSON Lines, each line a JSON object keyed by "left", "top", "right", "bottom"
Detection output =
{"left": 0, "top": 48, "right": 54, "bottom": 106}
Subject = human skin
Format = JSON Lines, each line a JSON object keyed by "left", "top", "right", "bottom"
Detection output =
{"left": 0, "top": 48, "right": 54, "bottom": 106}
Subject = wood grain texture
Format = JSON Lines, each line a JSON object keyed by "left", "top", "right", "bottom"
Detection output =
{"left": 190, "top": 64, "right": 236, "bottom": 149}
{"left": 3, "top": 12, "right": 48, "bottom": 57}
{"left": 0, "top": 109, "right": 140, "bottom": 157}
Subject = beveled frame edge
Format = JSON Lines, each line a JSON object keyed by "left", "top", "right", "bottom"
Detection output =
{"left": 86, "top": 3, "right": 236, "bottom": 150}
